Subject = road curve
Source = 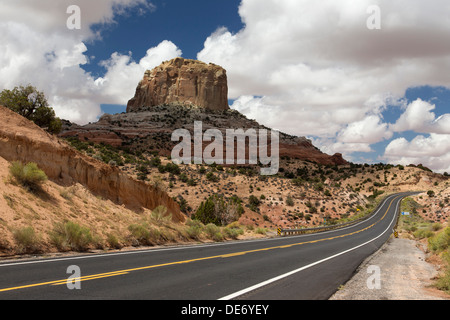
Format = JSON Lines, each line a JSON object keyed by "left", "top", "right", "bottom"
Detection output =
{"left": 0, "top": 192, "right": 416, "bottom": 301}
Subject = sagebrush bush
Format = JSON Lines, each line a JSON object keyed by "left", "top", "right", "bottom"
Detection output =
{"left": 106, "top": 233, "right": 122, "bottom": 250}
{"left": 429, "top": 227, "right": 450, "bottom": 253}
{"left": 13, "top": 226, "right": 42, "bottom": 254}
{"left": 150, "top": 206, "right": 171, "bottom": 226}
{"left": 128, "top": 223, "right": 163, "bottom": 246}
{"left": 185, "top": 219, "right": 204, "bottom": 240}
{"left": 9, "top": 161, "right": 47, "bottom": 191}
{"left": 50, "top": 221, "right": 94, "bottom": 252}
{"left": 128, "top": 223, "right": 152, "bottom": 246}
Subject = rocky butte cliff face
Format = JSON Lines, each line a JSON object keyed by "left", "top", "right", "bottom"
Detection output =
{"left": 0, "top": 105, "right": 184, "bottom": 223}
{"left": 127, "top": 57, "right": 229, "bottom": 112}
{"left": 61, "top": 58, "right": 346, "bottom": 166}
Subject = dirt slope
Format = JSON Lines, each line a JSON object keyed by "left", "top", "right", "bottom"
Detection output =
{"left": 0, "top": 105, "right": 184, "bottom": 223}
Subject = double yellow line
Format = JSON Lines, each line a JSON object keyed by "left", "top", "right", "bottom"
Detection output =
{"left": 0, "top": 196, "right": 399, "bottom": 294}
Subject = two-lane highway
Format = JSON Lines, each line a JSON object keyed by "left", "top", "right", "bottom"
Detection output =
{"left": 0, "top": 192, "right": 415, "bottom": 300}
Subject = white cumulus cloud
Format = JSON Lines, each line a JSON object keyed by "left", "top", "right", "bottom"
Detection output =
{"left": 197, "top": 0, "right": 450, "bottom": 172}
{"left": 0, "top": 0, "right": 179, "bottom": 125}
{"left": 390, "top": 98, "right": 450, "bottom": 134}
{"left": 383, "top": 134, "right": 450, "bottom": 174}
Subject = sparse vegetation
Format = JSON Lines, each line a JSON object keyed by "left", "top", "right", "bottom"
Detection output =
{"left": 9, "top": 161, "right": 47, "bottom": 191}
{"left": 13, "top": 227, "right": 42, "bottom": 254}
{"left": 49, "top": 221, "right": 95, "bottom": 252}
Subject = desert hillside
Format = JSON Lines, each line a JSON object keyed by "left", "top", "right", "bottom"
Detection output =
{"left": 65, "top": 136, "right": 449, "bottom": 230}
{"left": 0, "top": 101, "right": 448, "bottom": 258}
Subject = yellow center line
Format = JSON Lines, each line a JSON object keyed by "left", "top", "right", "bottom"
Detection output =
{"left": 0, "top": 196, "right": 399, "bottom": 294}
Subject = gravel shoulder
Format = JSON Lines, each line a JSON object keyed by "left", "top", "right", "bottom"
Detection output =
{"left": 330, "top": 237, "right": 449, "bottom": 300}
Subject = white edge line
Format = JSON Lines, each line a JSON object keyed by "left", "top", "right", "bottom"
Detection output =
{"left": 219, "top": 195, "right": 402, "bottom": 300}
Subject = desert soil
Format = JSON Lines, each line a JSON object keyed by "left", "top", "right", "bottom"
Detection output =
{"left": 329, "top": 238, "right": 449, "bottom": 300}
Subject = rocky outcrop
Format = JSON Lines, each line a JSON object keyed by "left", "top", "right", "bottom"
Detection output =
{"left": 61, "top": 104, "right": 347, "bottom": 166}
{"left": 61, "top": 58, "right": 346, "bottom": 167}
{"left": 0, "top": 106, "right": 185, "bottom": 223}
{"left": 127, "top": 58, "right": 229, "bottom": 112}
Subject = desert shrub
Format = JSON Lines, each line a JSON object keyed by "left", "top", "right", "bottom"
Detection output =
{"left": 158, "top": 162, "right": 181, "bottom": 175}
{"left": 428, "top": 227, "right": 450, "bottom": 253}
{"left": 255, "top": 227, "right": 267, "bottom": 235}
{"left": 106, "top": 233, "right": 122, "bottom": 249}
{"left": 413, "top": 228, "right": 434, "bottom": 239}
{"left": 13, "top": 226, "right": 42, "bottom": 254}
{"left": 151, "top": 176, "right": 167, "bottom": 192}
{"left": 431, "top": 223, "right": 443, "bottom": 232}
{"left": 9, "top": 161, "right": 47, "bottom": 191}
{"left": 285, "top": 195, "right": 294, "bottom": 206}
{"left": 435, "top": 265, "right": 450, "bottom": 294}
{"left": 206, "top": 172, "right": 219, "bottom": 182}
{"left": 150, "top": 206, "right": 171, "bottom": 226}
{"left": 185, "top": 219, "right": 204, "bottom": 239}
{"left": 150, "top": 156, "right": 161, "bottom": 167}
{"left": 193, "top": 197, "right": 220, "bottom": 226}
{"left": 50, "top": 221, "right": 94, "bottom": 252}
{"left": 193, "top": 194, "right": 244, "bottom": 226}
{"left": 205, "top": 223, "right": 223, "bottom": 241}
{"left": 248, "top": 195, "right": 261, "bottom": 212}
{"left": 223, "top": 222, "right": 244, "bottom": 239}
{"left": 128, "top": 223, "right": 151, "bottom": 246}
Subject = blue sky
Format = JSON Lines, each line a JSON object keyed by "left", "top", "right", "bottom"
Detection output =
{"left": 86, "top": 0, "right": 243, "bottom": 77}
{"left": 1, "top": 0, "right": 450, "bottom": 173}
{"left": 88, "top": 0, "right": 243, "bottom": 115}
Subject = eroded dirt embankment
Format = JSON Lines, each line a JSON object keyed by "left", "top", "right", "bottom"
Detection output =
{"left": 0, "top": 105, "right": 184, "bottom": 222}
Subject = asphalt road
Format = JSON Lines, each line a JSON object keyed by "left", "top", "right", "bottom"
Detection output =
{"left": 0, "top": 192, "right": 415, "bottom": 301}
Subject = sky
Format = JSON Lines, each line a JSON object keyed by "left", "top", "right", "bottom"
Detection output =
{"left": 1, "top": 0, "right": 450, "bottom": 174}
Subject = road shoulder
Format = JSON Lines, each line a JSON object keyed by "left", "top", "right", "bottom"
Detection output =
{"left": 329, "top": 237, "right": 449, "bottom": 300}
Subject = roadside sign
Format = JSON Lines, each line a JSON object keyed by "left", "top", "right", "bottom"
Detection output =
{"left": 394, "top": 229, "right": 399, "bottom": 238}
{"left": 401, "top": 212, "right": 410, "bottom": 216}
{"left": 277, "top": 228, "right": 282, "bottom": 236}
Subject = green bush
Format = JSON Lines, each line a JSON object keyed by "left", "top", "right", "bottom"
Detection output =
{"left": 13, "top": 226, "right": 42, "bottom": 253}
{"left": 223, "top": 223, "right": 244, "bottom": 239}
{"left": 205, "top": 223, "right": 223, "bottom": 241}
{"left": 185, "top": 219, "right": 204, "bottom": 239}
{"left": 206, "top": 172, "right": 219, "bottom": 182}
{"left": 285, "top": 195, "right": 294, "bottom": 206}
{"left": 150, "top": 206, "right": 171, "bottom": 226}
{"left": 9, "top": 161, "right": 47, "bottom": 191}
{"left": 128, "top": 223, "right": 152, "bottom": 246}
{"left": 428, "top": 228, "right": 450, "bottom": 253}
{"left": 193, "top": 197, "right": 220, "bottom": 226}
{"left": 106, "top": 233, "right": 122, "bottom": 249}
{"left": 50, "top": 221, "right": 94, "bottom": 252}
{"left": 255, "top": 227, "right": 267, "bottom": 235}
{"left": 193, "top": 194, "right": 244, "bottom": 226}
{"left": 413, "top": 228, "right": 434, "bottom": 239}
{"left": 248, "top": 195, "right": 261, "bottom": 212}
{"left": 0, "top": 85, "right": 62, "bottom": 134}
